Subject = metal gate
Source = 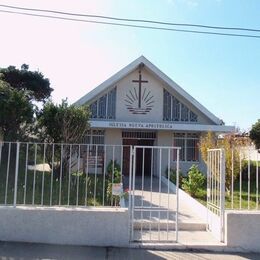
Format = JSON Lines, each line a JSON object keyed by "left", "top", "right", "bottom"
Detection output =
{"left": 129, "top": 146, "right": 180, "bottom": 243}
{"left": 207, "top": 148, "right": 225, "bottom": 242}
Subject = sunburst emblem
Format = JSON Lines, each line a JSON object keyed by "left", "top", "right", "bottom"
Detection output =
{"left": 124, "top": 70, "right": 154, "bottom": 115}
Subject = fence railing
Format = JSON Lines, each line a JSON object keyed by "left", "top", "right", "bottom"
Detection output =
{"left": 227, "top": 146, "right": 259, "bottom": 210}
{"left": 0, "top": 142, "right": 131, "bottom": 208}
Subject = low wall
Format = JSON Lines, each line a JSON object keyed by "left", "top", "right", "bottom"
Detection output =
{"left": 0, "top": 206, "right": 129, "bottom": 247}
{"left": 225, "top": 211, "right": 260, "bottom": 252}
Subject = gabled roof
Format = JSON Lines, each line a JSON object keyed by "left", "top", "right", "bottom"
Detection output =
{"left": 75, "top": 55, "right": 222, "bottom": 125}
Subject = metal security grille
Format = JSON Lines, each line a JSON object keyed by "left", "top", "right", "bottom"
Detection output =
{"left": 122, "top": 131, "right": 156, "bottom": 140}
{"left": 129, "top": 145, "right": 181, "bottom": 243}
{"left": 207, "top": 148, "right": 225, "bottom": 242}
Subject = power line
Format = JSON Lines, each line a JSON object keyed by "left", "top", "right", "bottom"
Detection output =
{"left": 1, "top": 9, "right": 260, "bottom": 39}
{"left": 1, "top": 3, "right": 260, "bottom": 33}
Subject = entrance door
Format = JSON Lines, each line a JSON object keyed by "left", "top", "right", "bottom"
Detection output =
{"left": 135, "top": 139, "right": 153, "bottom": 176}
{"left": 122, "top": 139, "right": 136, "bottom": 176}
{"left": 123, "top": 139, "right": 154, "bottom": 176}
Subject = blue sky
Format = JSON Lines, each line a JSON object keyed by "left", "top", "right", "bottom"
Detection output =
{"left": 0, "top": 0, "right": 259, "bottom": 131}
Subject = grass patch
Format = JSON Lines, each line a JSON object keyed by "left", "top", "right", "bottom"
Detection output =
{"left": 0, "top": 161, "right": 112, "bottom": 207}
{"left": 182, "top": 180, "right": 259, "bottom": 209}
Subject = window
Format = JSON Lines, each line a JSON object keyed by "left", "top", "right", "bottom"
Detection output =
{"left": 173, "top": 133, "right": 199, "bottom": 162}
{"left": 173, "top": 133, "right": 185, "bottom": 161}
{"left": 163, "top": 90, "right": 171, "bottom": 121}
{"left": 107, "top": 88, "right": 116, "bottom": 119}
{"left": 163, "top": 89, "right": 198, "bottom": 122}
{"left": 172, "top": 97, "right": 180, "bottom": 121}
{"left": 89, "top": 87, "right": 116, "bottom": 119}
{"left": 181, "top": 104, "right": 189, "bottom": 122}
{"left": 89, "top": 101, "right": 97, "bottom": 118}
{"left": 190, "top": 111, "right": 198, "bottom": 122}
{"left": 98, "top": 94, "right": 107, "bottom": 119}
{"left": 83, "top": 129, "right": 105, "bottom": 154}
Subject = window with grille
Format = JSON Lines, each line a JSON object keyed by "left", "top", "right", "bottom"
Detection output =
{"left": 173, "top": 132, "right": 199, "bottom": 162}
{"left": 89, "top": 87, "right": 116, "bottom": 119}
{"left": 163, "top": 89, "right": 198, "bottom": 122}
{"left": 83, "top": 130, "right": 105, "bottom": 154}
{"left": 122, "top": 131, "right": 156, "bottom": 139}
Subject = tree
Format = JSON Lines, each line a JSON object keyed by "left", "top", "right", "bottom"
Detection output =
{"left": 36, "top": 99, "right": 90, "bottom": 177}
{"left": 199, "top": 132, "right": 249, "bottom": 193}
{"left": 0, "top": 80, "right": 34, "bottom": 141}
{"left": 199, "top": 131, "right": 217, "bottom": 163}
{"left": 37, "top": 99, "right": 90, "bottom": 143}
{"left": 250, "top": 119, "right": 260, "bottom": 150}
{"left": 0, "top": 64, "right": 53, "bottom": 102}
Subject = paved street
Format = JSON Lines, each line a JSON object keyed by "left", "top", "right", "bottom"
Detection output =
{"left": 0, "top": 242, "right": 259, "bottom": 260}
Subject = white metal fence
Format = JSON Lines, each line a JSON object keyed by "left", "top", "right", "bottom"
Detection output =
{"left": 207, "top": 148, "right": 225, "bottom": 242}
{"left": 227, "top": 146, "right": 259, "bottom": 210}
{"left": 0, "top": 142, "right": 131, "bottom": 207}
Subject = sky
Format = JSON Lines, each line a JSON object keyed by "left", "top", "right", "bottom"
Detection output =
{"left": 0, "top": 0, "right": 259, "bottom": 132}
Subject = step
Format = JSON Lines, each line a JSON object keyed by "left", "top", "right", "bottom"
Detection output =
{"left": 133, "top": 220, "right": 206, "bottom": 231}
{"left": 130, "top": 231, "right": 244, "bottom": 252}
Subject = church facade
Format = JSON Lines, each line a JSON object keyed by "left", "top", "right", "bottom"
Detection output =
{"left": 75, "top": 56, "right": 234, "bottom": 175}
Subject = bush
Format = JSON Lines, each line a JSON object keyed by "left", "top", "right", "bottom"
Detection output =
{"left": 106, "top": 160, "right": 121, "bottom": 182}
{"left": 106, "top": 160, "right": 122, "bottom": 205}
{"left": 182, "top": 165, "right": 205, "bottom": 197}
{"left": 165, "top": 167, "right": 183, "bottom": 186}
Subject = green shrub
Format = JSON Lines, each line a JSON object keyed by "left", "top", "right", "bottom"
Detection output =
{"left": 106, "top": 160, "right": 121, "bottom": 182}
{"left": 182, "top": 165, "right": 205, "bottom": 197}
{"left": 165, "top": 167, "right": 183, "bottom": 186}
{"left": 106, "top": 160, "right": 122, "bottom": 205}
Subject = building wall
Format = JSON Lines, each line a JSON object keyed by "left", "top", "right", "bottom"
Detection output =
{"left": 91, "top": 67, "right": 214, "bottom": 125}
{"left": 104, "top": 128, "right": 123, "bottom": 170}
{"left": 0, "top": 206, "right": 129, "bottom": 247}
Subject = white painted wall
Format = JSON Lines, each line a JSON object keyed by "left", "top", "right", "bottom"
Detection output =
{"left": 114, "top": 68, "right": 213, "bottom": 124}
{"left": 225, "top": 211, "right": 260, "bottom": 252}
{"left": 0, "top": 206, "right": 129, "bottom": 247}
{"left": 105, "top": 128, "right": 123, "bottom": 168}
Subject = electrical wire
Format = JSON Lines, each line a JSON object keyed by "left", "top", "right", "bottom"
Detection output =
{"left": 0, "top": 9, "right": 260, "bottom": 39}
{"left": 0, "top": 3, "right": 260, "bottom": 33}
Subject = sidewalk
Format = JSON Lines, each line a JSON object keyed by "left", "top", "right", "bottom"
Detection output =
{"left": 0, "top": 242, "right": 259, "bottom": 260}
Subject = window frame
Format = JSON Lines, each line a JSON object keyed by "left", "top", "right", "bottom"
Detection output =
{"left": 173, "top": 132, "right": 199, "bottom": 162}
{"left": 89, "top": 87, "right": 116, "bottom": 120}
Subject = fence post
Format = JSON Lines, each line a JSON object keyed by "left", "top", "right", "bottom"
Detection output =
{"left": 13, "top": 142, "right": 20, "bottom": 208}
{"left": 220, "top": 148, "right": 226, "bottom": 242}
{"left": 176, "top": 148, "right": 180, "bottom": 243}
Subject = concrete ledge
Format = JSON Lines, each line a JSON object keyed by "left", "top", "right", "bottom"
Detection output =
{"left": 225, "top": 210, "right": 260, "bottom": 252}
{"left": 0, "top": 206, "right": 129, "bottom": 247}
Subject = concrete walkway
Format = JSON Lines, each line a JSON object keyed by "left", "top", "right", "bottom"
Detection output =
{"left": 128, "top": 176, "right": 205, "bottom": 225}
{"left": 125, "top": 176, "right": 219, "bottom": 244}
{"left": 0, "top": 242, "right": 259, "bottom": 260}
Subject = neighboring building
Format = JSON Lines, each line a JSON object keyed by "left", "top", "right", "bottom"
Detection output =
{"left": 75, "top": 56, "right": 234, "bottom": 175}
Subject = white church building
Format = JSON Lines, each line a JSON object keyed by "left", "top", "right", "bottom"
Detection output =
{"left": 75, "top": 56, "right": 234, "bottom": 175}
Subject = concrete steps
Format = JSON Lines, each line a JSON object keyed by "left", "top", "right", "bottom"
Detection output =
{"left": 130, "top": 230, "right": 242, "bottom": 252}
{"left": 134, "top": 220, "right": 207, "bottom": 231}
